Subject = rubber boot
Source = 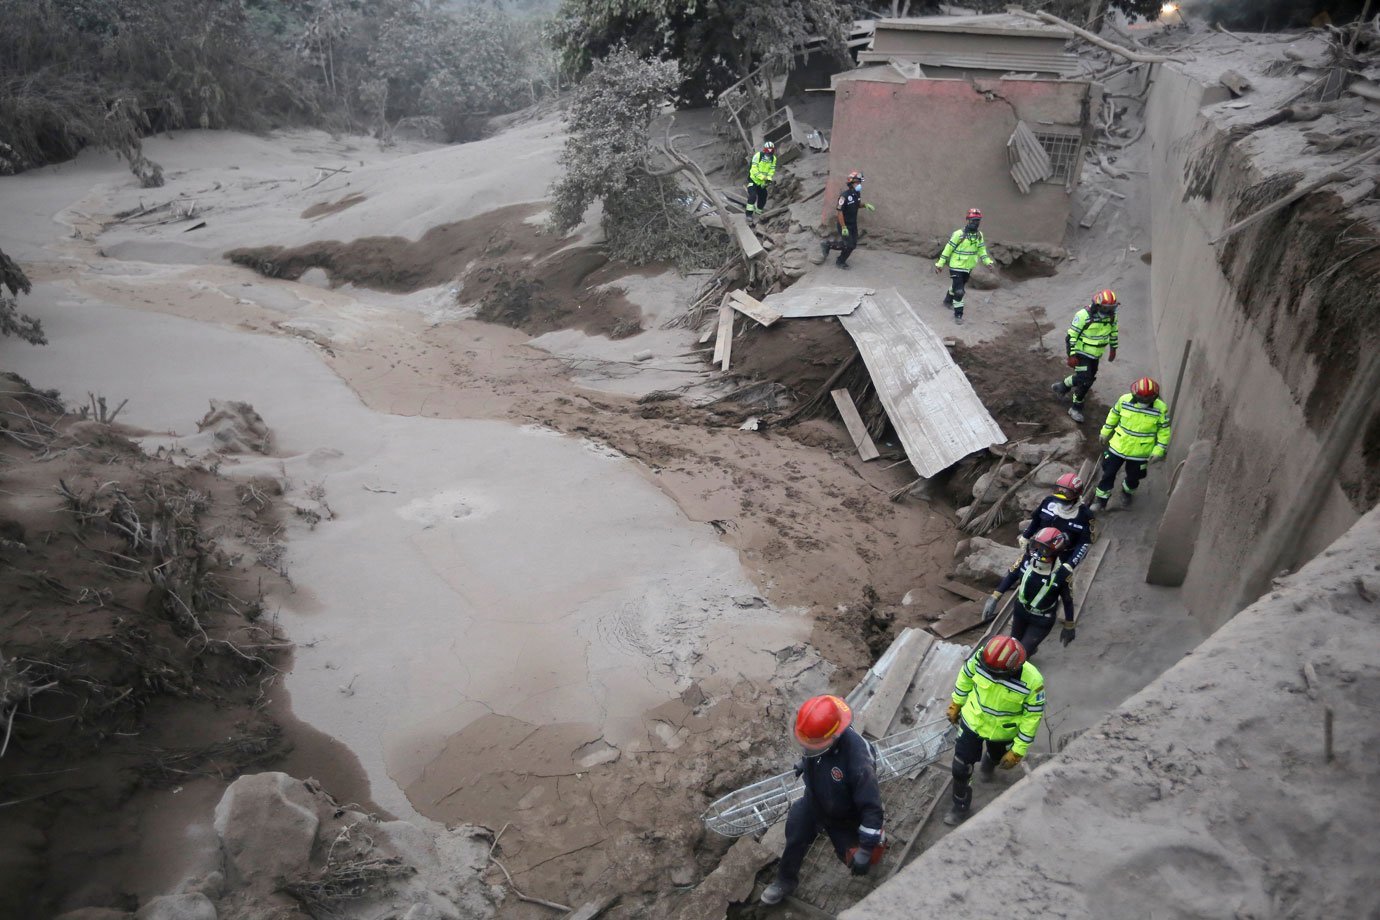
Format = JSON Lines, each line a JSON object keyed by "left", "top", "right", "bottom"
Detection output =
{"left": 820, "top": 240, "right": 831, "bottom": 261}
{"left": 761, "top": 880, "right": 794, "bottom": 906}
{"left": 944, "top": 787, "right": 973, "bottom": 826}
{"left": 943, "top": 291, "right": 954, "bottom": 306}
{"left": 1091, "top": 496, "right": 1108, "bottom": 512}
{"left": 1051, "top": 380, "right": 1069, "bottom": 397}
{"left": 1120, "top": 488, "right": 1135, "bottom": 508}
{"left": 1067, "top": 405, "right": 1085, "bottom": 423}
{"left": 979, "top": 753, "right": 997, "bottom": 780}
{"left": 953, "top": 310, "right": 964, "bottom": 325}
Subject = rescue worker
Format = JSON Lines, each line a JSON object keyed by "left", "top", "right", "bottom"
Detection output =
{"left": 745, "top": 140, "right": 777, "bottom": 225}
{"left": 981, "top": 527, "right": 1077, "bottom": 656}
{"left": 1052, "top": 289, "right": 1120, "bottom": 423}
{"left": 820, "top": 170, "right": 873, "bottom": 270}
{"left": 761, "top": 695, "right": 885, "bottom": 906}
{"left": 1093, "top": 376, "right": 1173, "bottom": 511}
{"left": 933, "top": 208, "right": 995, "bottom": 325}
{"left": 943, "top": 636, "right": 1044, "bottom": 826}
{"left": 1018, "top": 473, "right": 1096, "bottom": 569}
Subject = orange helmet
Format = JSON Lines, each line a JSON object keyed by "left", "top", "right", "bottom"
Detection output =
{"left": 1132, "top": 377, "right": 1160, "bottom": 402}
{"left": 794, "top": 695, "right": 852, "bottom": 754}
{"left": 966, "top": 208, "right": 983, "bottom": 220}
{"left": 1052, "top": 472, "right": 1084, "bottom": 503}
{"left": 980, "top": 636, "right": 1027, "bottom": 675}
{"left": 1030, "top": 526, "right": 1069, "bottom": 564}
{"left": 1092, "top": 289, "right": 1118, "bottom": 310}
{"left": 847, "top": 169, "right": 864, "bottom": 184}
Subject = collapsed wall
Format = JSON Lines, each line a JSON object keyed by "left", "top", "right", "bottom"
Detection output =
{"left": 1145, "top": 54, "right": 1380, "bottom": 628}
{"left": 844, "top": 503, "right": 1380, "bottom": 920}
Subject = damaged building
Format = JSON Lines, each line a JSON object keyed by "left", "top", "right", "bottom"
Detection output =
{"left": 824, "top": 14, "right": 1099, "bottom": 250}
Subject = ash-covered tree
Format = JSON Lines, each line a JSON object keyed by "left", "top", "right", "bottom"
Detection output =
{"left": 552, "top": 0, "right": 856, "bottom": 105}
{"left": 548, "top": 47, "right": 729, "bottom": 269}
{"left": 0, "top": 250, "right": 43, "bottom": 345}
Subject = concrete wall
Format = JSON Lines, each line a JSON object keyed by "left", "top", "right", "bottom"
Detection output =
{"left": 824, "top": 77, "right": 1088, "bottom": 249}
{"left": 1144, "top": 64, "right": 1377, "bottom": 628}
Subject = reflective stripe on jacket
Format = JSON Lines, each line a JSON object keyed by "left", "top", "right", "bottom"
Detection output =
{"left": 1067, "top": 308, "right": 1119, "bottom": 358}
{"left": 1101, "top": 393, "right": 1172, "bottom": 460}
{"left": 951, "top": 652, "right": 1045, "bottom": 756}
{"left": 749, "top": 152, "right": 777, "bottom": 186}
{"left": 935, "top": 229, "right": 992, "bottom": 271}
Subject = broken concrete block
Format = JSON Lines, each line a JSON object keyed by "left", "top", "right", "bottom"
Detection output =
{"left": 1016, "top": 484, "right": 1050, "bottom": 513}
{"left": 1033, "top": 462, "right": 1077, "bottom": 488}
{"left": 670, "top": 836, "right": 775, "bottom": 920}
{"left": 1219, "top": 69, "right": 1252, "bottom": 96}
{"left": 213, "top": 772, "right": 320, "bottom": 888}
{"left": 956, "top": 537, "right": 1021, "bottom": 584}
{"left": 135, "top": 894, "right": 216, "bottom": 920}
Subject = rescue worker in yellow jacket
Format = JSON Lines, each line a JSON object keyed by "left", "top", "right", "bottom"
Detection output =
{"left": 1093, "top": 376, "right": 1173, "bottom": 511}
{"left": 745, "top": 141, "right": 777, "bottom": 225}
{"left": 934, "top": 207, "right": 995, "bottom": 326}
{"left": 1053, "top": 289, "right": 1120, "bottom": 423}
{"left": 943, "top": 635, "right": 1045, "bottom": 825}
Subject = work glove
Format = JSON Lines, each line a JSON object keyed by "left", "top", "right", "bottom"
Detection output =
{"left": 1149, "top": 453, "right": 1165, "bottom": 464}
{"left": 1066, "top": 354, "right": 1078, "bottom": 368}
{"left": 933, "top": 264, "right": 943, "bottom": 273}
{"left": 1017, "top": 534, "right": 1029, "bottom": 549}
{"left": 863, "top": 202, "right": 875, "bottom": 211}
{"left": 1098, "top": 433, "right": 1110, "bottom": 447}
{"left": 981, "top": 592, "right": 1000, "bottom": 623}
{"left": 1060, "top": 624, "right": 1076, "bottom": 647}
{"left": 1108, "top": 346, "right": 1117, "bottom": 362}
{"left": 946, "top": 701, "right": 961, "bottom": 724}
{"left": 1000, "top": 751, "right": 1023, "bottom": 770}
{"left": 984, "top": 258, "right": 995, "bottom": 267}
{"left": 850, "top": 848, "right": 872, "bottom": 876}
{"left": 841, "top": 226, "right": 850, "bottom": 237}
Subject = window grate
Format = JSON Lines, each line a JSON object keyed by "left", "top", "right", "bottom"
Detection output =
{"left": 1034, "top": 131, "right": 1081, "bottom": 184}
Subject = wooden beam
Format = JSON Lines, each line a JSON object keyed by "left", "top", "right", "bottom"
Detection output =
{"left": 928, "top": 600, "right": 984, "bottom": 640}
{"left": 712, "top": 299, "right": 733, "bottom": 370}
{"left": 1070, "top": 538, "right": 1111, "bottom": 625}
{"left": 728, "top": 289, "right": 782, "bottom": 327}
{"left": 830, "top": 388, "right": 880, "bottom": 461}
{"left": 1005, "top": 7, "right": 1172, "bottom": 63}
{"left": 857, "top": 631, "right": 934, "bottom": 739}
{"left": 938, "top": 580, "right": 988, "bottom": 603}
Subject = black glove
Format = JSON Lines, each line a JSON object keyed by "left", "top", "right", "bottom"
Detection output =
{"left": 850, "top": 848, "right": 872, "bottom": 876}
{"left": 793, "top": 758, "right": 805, "bottom": 778}
{"left": 1060, "top": 625, "right": 1076, "bottom": 647}
{"left": 981, "top": 593, "right": 1000, "bottom": 623}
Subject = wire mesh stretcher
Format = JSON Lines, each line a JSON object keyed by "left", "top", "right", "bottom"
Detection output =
{"left": 702, "top": 718, "right": 957, "bottom": 837}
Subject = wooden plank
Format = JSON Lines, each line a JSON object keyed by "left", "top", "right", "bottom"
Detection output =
{"left": 724, "top": 211, "right": 766, "bottom": 260}
{"left": 712, "top": 300, "right": 733, "bottom": 368}
{"left": 928, "top": 600, "right": 984, "bottom": 639}
{"left": 761, "top": 285, "right": 868, "bottom": 318}
{"left": 938, "top": 579, "right": 988, "bottom": 603}
{"left": 1080, "top": 192, "right": 1111, "bottom": 228}
{"left": 728, "top": 289, "right": 782, "bottom": 327}
{"left": 720, "top": 307, "right": 734, "bottom": 373}
{"left": 830, "top": 388, "right": 880, "bottom": 461}
{"left": 1069, "top": 537, "right": 1112, "bottom": 624}
{"left": 857, "top": 631, "right": 933, "bottom": 739}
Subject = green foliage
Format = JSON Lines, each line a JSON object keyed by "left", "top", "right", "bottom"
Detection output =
{"left": 549, "top": 47, "right": 727, "bottom": 270}
{"left": 552, "top": 0, "right": 855, "bottom": 102}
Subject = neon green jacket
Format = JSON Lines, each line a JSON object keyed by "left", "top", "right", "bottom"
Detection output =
{"left": 935, "top": 229, "right": 994, "bottom": 271}
{"left": 1101, "top": 393, "right": 1172, "bottom": 460}
{"left": 951, "top": 650, "right": 1045, "bottom": 756}
{"left": 1067, "top": 307, "right": 1118, "bottom": 359}
{"left": 749, "top": 151, "right": 777, "bottom": 187}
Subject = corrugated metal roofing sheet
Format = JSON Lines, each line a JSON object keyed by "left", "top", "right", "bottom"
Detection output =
{"left": 838, "top": 289, "right": 1005, "bottom": 477}
{"left": 1008, "top": 120, "right": 1054, "bottom": 194}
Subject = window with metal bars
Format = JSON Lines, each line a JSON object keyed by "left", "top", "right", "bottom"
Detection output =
{"left": 1034, "top": 131, "right": 1081, "bottom": 184}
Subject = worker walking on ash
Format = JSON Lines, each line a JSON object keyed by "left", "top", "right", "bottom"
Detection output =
{"left": 934, "top": 207, "right": 995, "bottom": 325}
{"left": 820, "top": 170, "right": 873, "bottom": 270}
{"left": 745, "top": 140, "right": 777, "bottom": 226}
{"left": 981, "top": 527, "right": 1078, "bottom": 656}
{"left": 1092, "top": 376, "right": 1173, "bottom": 511}
{"left": 1053, "top": 289, "right": 1120, "bottom": 423}
{"left": 761, "top": 695, "right": 886, "bottom": 906}
{"left": 943, "top": 636, "right": 1044, "bottom": 826}
{"left": 1018, "top": 473, "right": 1096, "bottom": 569}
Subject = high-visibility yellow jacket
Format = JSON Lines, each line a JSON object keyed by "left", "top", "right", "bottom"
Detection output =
{"left": 935, "top": 229, "right": 994, "bottom": 271}
{"left": 1101, "top": 393, "right": 1172, "bottom": 460}
{"left": 749, "top": 151, "right": 777, "bottom": 187}
{"left": 951, "top": 651, "right": 1045, "bottom": 756}
{"left": 1067, "top": 307, "right": 1118, "bottom": 359}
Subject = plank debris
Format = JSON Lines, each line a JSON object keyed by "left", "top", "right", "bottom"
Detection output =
{"left": 830, "top": 388, "right": 880, "bottom": 461}
{"left": 728, "top": 289, "right": 782, "bottom": 327}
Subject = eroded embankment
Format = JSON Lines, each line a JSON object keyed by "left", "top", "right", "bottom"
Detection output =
{"left": 1146, "top": 58, "right": 1380, "bottom": 627}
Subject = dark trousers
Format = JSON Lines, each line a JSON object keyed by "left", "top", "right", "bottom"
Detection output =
{"left": 1064, "top": 355, "right": 1101, "bottom": 406}
{"left": 942, "top": 268, "right": 971, "bottom": 313}
{"left": 747, "top": 182, "right": 769, "bottom": 214}
{"left": 776, "top": 796, "right": 859, "bottom": 887}
{"left": 1011, "top": 605, "right": 1056, "bottom": 656}
{"left": 1097, "top": 450, "right": 1148, "bottom": 498}
{"left": 837, "top": 218, "right": 858, "bottom": 264}
{"left": 951, "top": 724, "right": 1011, "bottom": 810}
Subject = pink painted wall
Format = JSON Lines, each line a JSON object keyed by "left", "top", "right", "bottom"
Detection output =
{"left": 822, "top": 77, "right": 1089, "bottom": 249}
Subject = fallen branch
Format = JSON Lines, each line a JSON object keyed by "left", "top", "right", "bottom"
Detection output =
{"left": 964, "top": 453, "right": 1053, "bottom": 536}
{"left": 1210, "top": 145, "right": 1380, "bottom": 245}
{"left": 489, "top": 856, "right": 571, "bottom": 913}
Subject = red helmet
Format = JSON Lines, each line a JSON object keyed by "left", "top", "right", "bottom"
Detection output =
{"left": 966, "top": 208, "right": 983, "bottom": 220}
{"left": 762, "top": 140, "right": 776, "bottom": 153}
{"left": 1132, "top": 377, "right": 1160, "bottom": 402}
{"left": 794, "top": 695, "right": 853, "bottom": 754}
{"left": 980, "top": 635, "right": 1027, "bottom": 675}
{"left": 847, "top": 169, "right": 864, "bottom": 184}
{"left": 1092, "top": 289, "right": 1118, "bottom": 310}
{"left": 1030, "top": 526, "right": 1069, "bottom": 563}
{"left": 1052, "top": 472, "right": 1084, "bottom": 503}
